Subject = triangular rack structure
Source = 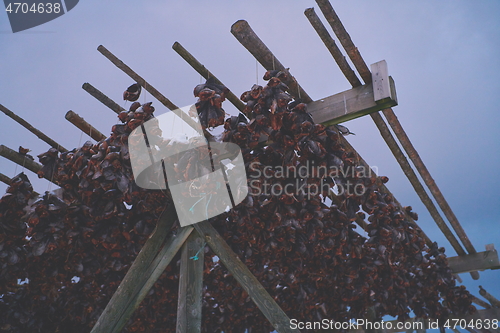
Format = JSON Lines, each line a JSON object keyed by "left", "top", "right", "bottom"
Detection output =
{"left": 1, "top": 1, "right": 499, "bottom": 332}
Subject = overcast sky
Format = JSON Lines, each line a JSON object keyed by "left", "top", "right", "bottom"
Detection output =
{"left": 1, "top": 0, "right": 499, "bottom": 320}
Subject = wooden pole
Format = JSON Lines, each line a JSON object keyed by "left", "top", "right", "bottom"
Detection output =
{"left": 479, "top": 286, "right": 500, "bottom": 308}
{"left": 304, "top": 7, "right": 362, "bottom": 88}
{"left": 194, "top": 221, "right": 300, "bottom": 333}
{"left": 176, "top": 230, "right": 204, "bottom": 333}
{"left": 82, "top": 83, "right": 125, "bottom": 114}
{"left": 172, "top": 42, "right": 246, "bottom": 113}
{"left": 311, "top": 1, "right": 479, "bottom": 278}
{"left": 231, "top": 20, "right": 312, "bottom": 103}
{"left": 315, "top": 0, "right": 372, "bottom": 85}
{"left": 472, "top": 296, "right": 491, "bottom": 310}
{"left": 230, "top": 19, "right": 431, "bottom": 248}
{"left": 91, "top": 205, "right": 188, "bottom": 333}
{"left": 0, "top": 104, "right": 67, "bottom": 152}
{"left": 0, "top": 172, "right": 12, "bottom": 186}
{"left": 382, "top": 108, "right": 479, "bottom": 259}
{"left": 0, "top": 145, "right": 45, "bottom": 178}
{"left": 96, "top": 45, "right": 201, "bottom": 133}
{"left": 65, "top": 110, "right": 106, "bottom": 142}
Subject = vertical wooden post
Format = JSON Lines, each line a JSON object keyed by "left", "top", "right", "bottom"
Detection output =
{"left": 177, "top": 230, "right": 204, "bottom": 333}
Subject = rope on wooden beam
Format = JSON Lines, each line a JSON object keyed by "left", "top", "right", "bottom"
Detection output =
{"left": 82, "top": 83, "right": 125, "bottom": 114}
{"left": 231, "top": 20, "right": 312, "bottom": 103}
{"left": 0, "top": 144, "right": 58, "bottom": 186}
{"left": 172, "top": 42, "right": 246, "bottom": 112}
{"left": 65, "top": 110, "right": 106, "bottom": 142}
{"left": 0, "top": 104, "right": 67, "bottom": 152}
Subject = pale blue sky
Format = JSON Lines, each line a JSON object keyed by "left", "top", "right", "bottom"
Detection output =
{"left": 1, "top": 0, "right": 499, "bottom": 327}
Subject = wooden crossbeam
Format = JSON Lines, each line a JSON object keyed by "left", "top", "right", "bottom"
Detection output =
{"left": 307, "top": 70, "right": 397, "bottom": 126}
{"left": 448, "top": 246, "right": 500, "bottom": 274}
{"left": 0, "top": 172, "right": 12, "bottom": 186}
{"left": 194, "top": 221, "right": 300, "bottom": 333}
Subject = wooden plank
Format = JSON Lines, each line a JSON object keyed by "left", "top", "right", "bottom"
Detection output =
{"left": 177, "top": 230, "right": 204, "bottom": 333}
{"left": 371, "top": 60, "right": 394, "bottom": 104}
{"left": 0, "top": 172, "right": 12, "bottom": 186}
{"left": 194, "top": 221, "right": 300, "bottom": 333}
{"left": 91, "top": 205, "right": 181, "bottom": 333}
{"left": 65, "top": 110, "right": 106, "bottom": 142}
{"left": 307, "top": 80, "right": 397, "bottom": 126}
{"left": 448, "top": 249, "right": 500, "bottom": 274}
{"left": 0, "top": 104, "right": 67, "bottom": 152}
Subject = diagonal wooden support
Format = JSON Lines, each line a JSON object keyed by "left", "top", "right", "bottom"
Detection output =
{"left": 194, "top": 221, "right": 300, "bottom": 333}
{"left": 0, "top": 104, "right": 67, "bottom": 152}
{"left": 177, "top": 230, "right": 204, "bottom": 333}
{"left": 91, "top": 205, "right": 193, "bottom": 333}
{"left": 65, "top": 110, "right": 106, "bottom": 142}
{"left": 0, "top": 172, "right": 12, "bottom": 186}
{"left": 172, "top": 42, "right": 246, "bottom": 113}
{"left": 82, "top": 82, "right": 125, "bottom": 114}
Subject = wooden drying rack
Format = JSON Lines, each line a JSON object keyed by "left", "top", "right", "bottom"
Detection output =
{"left": 1, "top": 1, "right": 499, "bottom": 332}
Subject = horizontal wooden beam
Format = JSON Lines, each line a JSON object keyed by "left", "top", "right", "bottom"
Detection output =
{"left": 0, "top": 145, "right": 57, "bottom": 185}
{"left": 194, "top": 221, "right": 300, "bottom": 333}
{"left": 65, "top": 110, "right": 106, "bottom": 142}
{"left": 448, "top": 247, "right": 500, "bottom": 274}
{"left": 308, "top": 76, "right": 397, "bottom": 126}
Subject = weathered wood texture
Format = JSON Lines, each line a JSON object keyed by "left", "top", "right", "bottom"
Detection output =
{"left": 172, "top": 42, "right": 246, "bottom": 112}
{"left": 0, "top": 104, "right": 67, "bottom": 152}
{"left": 91, "top": 205, "right": 192, "bottom": 333}
{"left": 304, "top": 7, "right": 362, "bottom": 87}
{"left": 82, "top": 83, "right": 125, "bottom": 114}
{"left": 0, "top": 172, "right": 12, "bottom": 186}
{"left": 65, "top": 110, "right": 106, "bottom": 142}
{"left": 177, "top": 230, "right": 204, "bottom": 333}
{"left": 0, "top": 145, "right": 60, "bottom": 186}
{"left": 382, "top": 108, "right": 479, "bottom": 259}
{"left": 97, "top": 45, "right": 201, "bottom": 134}
{"left": 315, "top": 0, "right": 371, "bottom": 84}
{"left": 194, "top": 221, "right": 300, "bottom": 333}
{"left": 307, "top": 78, "right": 397, "bottom": 126}
{"left": 371, "top": 61, "right": 395, "bottom": 104}
{"left": 479, "top": 286, "right": 500, "bottom": 308}
{"left": 231, "top": 20, "right": 312, "bottom": 103}
{"left": 448, "top": 248, "right": 500, "bottom": 274}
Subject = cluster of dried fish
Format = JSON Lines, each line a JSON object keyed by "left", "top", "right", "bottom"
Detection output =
{"left": 193, "top": 77, "right": 229, "bottom": 129}
{"left": 0, "top": 76, "right": 474, "bottom": 332}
